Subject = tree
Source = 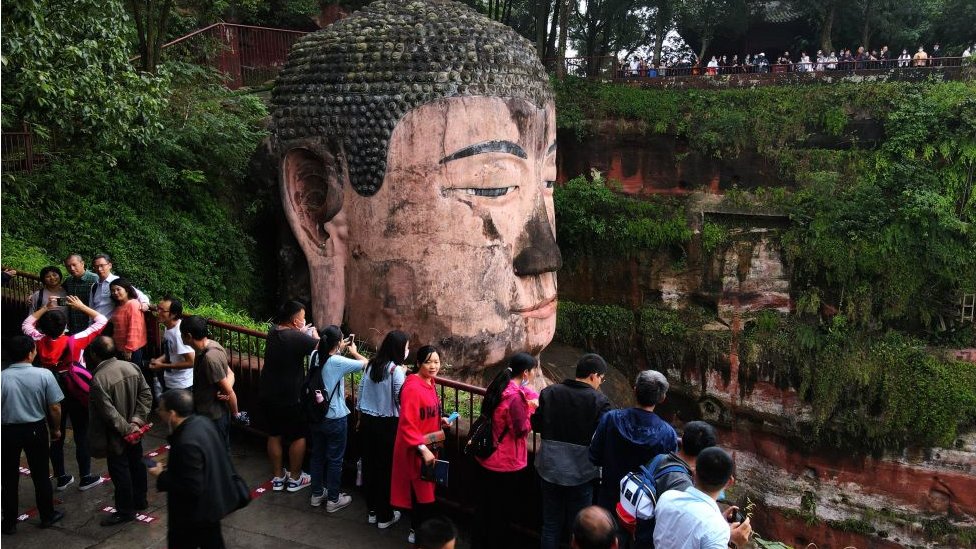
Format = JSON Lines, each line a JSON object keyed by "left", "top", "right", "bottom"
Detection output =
{"left": 1, "top": 0, "right": 168, "bottom": 152}
{"left": 651, "top": 0, "right": 677, "bottom": 67}
{"left": 677, "top": 0, "right": 734, "bottom": 62}
{"left": 129, "top": 0, "right": 177, "bottom": 73}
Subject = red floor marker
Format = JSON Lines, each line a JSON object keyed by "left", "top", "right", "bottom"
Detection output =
{"left": 19, "top": 467, "right": 31, "bottom": 476}
{"left": 101, "top": 506, "right": 160, "bottom": 525}
{"left": 17, "top": 499, "right": 63, "bottom": 522}
{"left": 250, "top": 480, "right": 274, "bottom": 500}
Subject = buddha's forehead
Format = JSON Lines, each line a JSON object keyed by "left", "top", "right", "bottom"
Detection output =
{"left": 271, "top": 0, "right": 553, "bottom": 197}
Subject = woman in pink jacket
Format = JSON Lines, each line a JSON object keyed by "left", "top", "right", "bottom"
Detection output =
{"left": 472, "top": 352, "right": 539, "bottom": 548}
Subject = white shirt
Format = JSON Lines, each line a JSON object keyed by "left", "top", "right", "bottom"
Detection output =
{"left": 162, "top": 319, "right": 194, "bottom": 389}
{"left": 90, "top": 273, "right": 150, "bottom": 318}
{"left": 653, "top": 487, "right": 731, "bottom": 549}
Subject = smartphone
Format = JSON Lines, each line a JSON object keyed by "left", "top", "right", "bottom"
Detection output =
{"left": 446, "top": 411, "right": 459, "bottom": 424}
{"left": 142, "top": 457, "right": 158, "bottom": 469}
{"left": 55, "top": 297, "right": 67, "bottom": 306}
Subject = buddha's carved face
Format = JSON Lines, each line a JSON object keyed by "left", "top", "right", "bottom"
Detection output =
{"left": 282, "top": 96, "right": 560, "bottom": 372}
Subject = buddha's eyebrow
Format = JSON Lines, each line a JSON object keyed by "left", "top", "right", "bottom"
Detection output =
{"left": 439, "top": 140, "right": 527, "bottom": 164}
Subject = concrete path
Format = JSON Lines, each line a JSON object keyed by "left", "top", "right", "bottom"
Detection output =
{"left": 5, "top": 424, "right": 470, "bottom": 548}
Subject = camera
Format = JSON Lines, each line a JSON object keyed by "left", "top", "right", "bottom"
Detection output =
{"left": 55, "top": 297, "right": 67, "bottom": 306}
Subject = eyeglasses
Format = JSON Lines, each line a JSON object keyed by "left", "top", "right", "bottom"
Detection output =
{"left": 92, "top": 263, "right": 110, "bottom": 269}
{"left": 157, "top": 308, "right": 170, "bottom": 314}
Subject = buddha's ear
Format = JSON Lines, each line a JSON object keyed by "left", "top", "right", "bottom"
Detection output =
{"left": 280, "top": 146, "right": 349, "bottom": 326}
{"left": 281, "top": 147, "right": 346, "bottom": 256}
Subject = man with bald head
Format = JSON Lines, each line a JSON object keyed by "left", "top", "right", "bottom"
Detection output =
{"left": 271, "top": 0, "right": 561, "bottom": 375}
{"left": 571, "top": 506, "right": 619, "bottom": 549}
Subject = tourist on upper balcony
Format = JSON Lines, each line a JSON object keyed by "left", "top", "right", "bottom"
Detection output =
{"left": 589, "top": 370, "right": 677, "bottom": 512}
{"left": 899, "top": 48, "right": 911, "bottom": 67}
{"left": 261, "top": 300, "right": 319, "bottom": 493}
{"left": 21, "top": 294, "right": 107, "bottom": 493}
{"left": 879, "top": 45, "right": 890, "bottom": 68}
{"left": 827, "top": 51, "right": 838, "bottom": 70}
{"left": 27, "top": 266, "right": 67, "bottom": 317}
{"left": 914, "top": 46, "right": 929, "bottom": 66}
{"left": 931, "top": 43, "right": 941, "bottom": 66}
{"left": 88, "top": 253, "right": 149, "bottom": 319}
{"left": 356, "top": 330, "right": 408, "bottom": 528}
{"left": 62, "top": 254, "right": 98, "bottom": 334}
{"left": 472, "top": 352, "right": 540, "bottom": 549}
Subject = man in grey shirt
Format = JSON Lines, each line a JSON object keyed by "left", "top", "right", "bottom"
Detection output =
{"left": 2, "top": 336, "right": 66, "bottom": 534}
{"left": 88, "top": 253, "right": 150, "bottom": 318}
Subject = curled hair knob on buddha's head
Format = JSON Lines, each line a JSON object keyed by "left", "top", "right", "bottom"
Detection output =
{"left": 271, "top": 0, "right": 553, "bottom": 196}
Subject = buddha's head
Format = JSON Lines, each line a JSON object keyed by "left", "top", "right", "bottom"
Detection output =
{"left": 271, "top": 0, "right": 560, "bottom": 373}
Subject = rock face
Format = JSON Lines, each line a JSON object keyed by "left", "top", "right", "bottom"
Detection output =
{"left": 553, "top": 125, "right": 975, "bottom": 546}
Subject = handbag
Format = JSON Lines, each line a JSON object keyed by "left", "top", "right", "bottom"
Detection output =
{"left": 229, "top": 473, "right": 251, "bottom": 515}
{"left": 421, "top": 429, "right": 446, "bottom": 451}
{"left": 57, "top": 339, "right": 93, "bottom": 406}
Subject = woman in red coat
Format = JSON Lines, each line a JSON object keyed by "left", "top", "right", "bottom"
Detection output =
{"left": 390, "top": 345, "right": 448, "bottom": 544}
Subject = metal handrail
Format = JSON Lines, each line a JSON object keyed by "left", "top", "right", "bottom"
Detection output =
{"left": 159, "top": 22, "right": 307, "bottom": 51}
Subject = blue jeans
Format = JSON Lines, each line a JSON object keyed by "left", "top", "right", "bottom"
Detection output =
{"left": 540, "top": 478, "right": 594, "bottom": 549}
{"left": 310, "top": 416, "right": 347, "bottom": 501}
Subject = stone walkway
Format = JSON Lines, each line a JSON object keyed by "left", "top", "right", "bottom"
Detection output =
{"left": 6, "top": 424, "right": 476, "bottom": 549}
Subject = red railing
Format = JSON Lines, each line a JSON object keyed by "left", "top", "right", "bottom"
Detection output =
{"left": 1, "top": 268, "right": 522, "bottom": 524}
{"left": 159, "top": 23, "right": 308, "bottom": 89}
{"left": 1, "top": 127, "right": 40, "bottom": 174}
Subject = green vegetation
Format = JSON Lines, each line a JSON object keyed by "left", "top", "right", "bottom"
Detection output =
{"left": 2, "top": 62, "right": 269, "bottom": 312}
{"left": 554, "top": 172, "right": 692, "bottom": 260}
{"left": 552, "top": 79, "right": 976, "bottom": 452}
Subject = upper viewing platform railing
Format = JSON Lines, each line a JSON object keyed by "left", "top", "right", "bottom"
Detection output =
{"left": 547, "top": 55, "right": 970, "bottom": 85}
{"left": 157, "top": 22, "right": 308, "bottom": 90}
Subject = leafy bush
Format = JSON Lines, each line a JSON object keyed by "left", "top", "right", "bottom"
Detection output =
{"left": 1, "top": 63, "right": 269, "bottom": 312}
{"left": 554, "top": 172, "right": 692, "bottom": 261}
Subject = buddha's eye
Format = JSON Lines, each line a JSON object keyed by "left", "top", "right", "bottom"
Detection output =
{"left": 544, "top": 180, "right": 555, "bottom": 189}
{"left": 450, "top": 186, "right": 517, "bottom": 198}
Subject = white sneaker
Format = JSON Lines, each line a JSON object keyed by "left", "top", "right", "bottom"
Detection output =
{"left": 310, "top": 492, "right": 325, "bottom": 507}
{"left": 326, "top": 493, "right": 352, "bottom": 513}
{"left": 377, "top": 510, "right": 401, "bottom": 529}
{"left": 407, "top": 529, "right": 415, "bottom": 544}
{"left": 286, "top": 471, "right": 311, "bottom": 492}
{"left": 272, "top": 469, "right": 290, "bottom": 491}
{"left": 368, "top": 511, "right": 377, "bottom": 524}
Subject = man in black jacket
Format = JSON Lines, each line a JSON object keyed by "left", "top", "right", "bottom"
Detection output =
{"left": 149, "top": 390, "right": 244, "bottom": 549}
{"left": 531, "top": 354, "right": 612, "bottom": 549}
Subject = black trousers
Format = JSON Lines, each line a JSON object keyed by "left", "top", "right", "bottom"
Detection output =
{"left": 359, "top": 414, "right": 398, "bottom": 522}
{"left": 472, "top": 467, "right": 521, "bottom": 549}
{"left": 106, "top": 441, "right": 148, "bottom": 517}
{"left": 50, "top": 390, "right": 92, "bottom": 478}
{"left": 2, "top": 421, "right": 55, "bottom": 525}
{"left": 169, "top": 520, "right": 225, "bottom": 549}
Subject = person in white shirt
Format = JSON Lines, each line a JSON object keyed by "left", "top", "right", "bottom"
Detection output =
{"left": 148, "top": 296, "right": 196, "bottom": 392}
{"left": 707, "top": 56, "right": 719, "bottom": 69}
{"left": 89, "top": 253, "right": 150, "bottom": 318}
{"left": 653, "top": 447, "right": 752, "bottom": 549}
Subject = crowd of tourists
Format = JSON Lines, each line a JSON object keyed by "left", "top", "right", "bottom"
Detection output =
{"left": 4, "top": 253, "right": 753, "bottom": 549}
{"left": 620, "top": 42, "right": 974, "bottom": 78}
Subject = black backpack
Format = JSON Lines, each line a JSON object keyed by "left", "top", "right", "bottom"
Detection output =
{"left": 464, "top": 413, "right": 508, "bottom": 459}
{"left": 301, "top": 351, "right": 340, "bottom": 423}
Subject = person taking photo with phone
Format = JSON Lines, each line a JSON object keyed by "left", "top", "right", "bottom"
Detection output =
{"left": 22, "top": 294, "right": 108, "bottom": 492}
